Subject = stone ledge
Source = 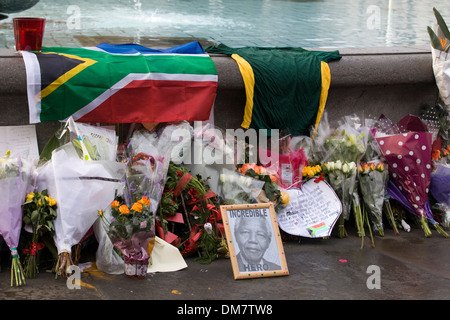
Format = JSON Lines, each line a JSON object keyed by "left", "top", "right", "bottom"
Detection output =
{"left": 0, "top": 46, "right": 439, "bottom": 150}
{"left": 0, "top": 46, "right": 436, "bottom": 95}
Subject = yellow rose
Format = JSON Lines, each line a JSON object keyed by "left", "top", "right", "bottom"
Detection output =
{"left": 280, "top": 191, "right": 289, "bottom": 205}
{"left": 26, "top": 192, "right": 35, "bottom": 202}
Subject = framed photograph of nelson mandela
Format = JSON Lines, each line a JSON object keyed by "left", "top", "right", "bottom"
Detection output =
{"left": 220, "top": 203, "right": 289, "bottom": 280}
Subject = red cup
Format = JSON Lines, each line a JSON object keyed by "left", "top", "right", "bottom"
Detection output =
{"left": 13, "top": 17, "right": 45, "bottom": 51}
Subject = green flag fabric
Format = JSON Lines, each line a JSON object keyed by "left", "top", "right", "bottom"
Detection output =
{"left": 205, "top": 44, "right": 341, "bottom": 136}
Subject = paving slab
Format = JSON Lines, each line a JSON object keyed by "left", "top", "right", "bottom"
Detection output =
{"left": 0, "top": 225, "right": 448, "bottom": 303}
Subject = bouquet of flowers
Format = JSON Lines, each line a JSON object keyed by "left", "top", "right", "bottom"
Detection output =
{"left": 375, "top": 114, "right": 448, "bottom": 237}
{"left": 162, "top": 162, "right": 225, "bottom": 264}
{"left": 430, "top": 145, "right": 450, "bottom": 229}
{"left": 99, "top": 195, "right": 154, "bottom": 279}
{"left": 0, "top": 151, "right": 33, "bottom": 286}
{"left": 428, "top": 8, "right": 450, "bottom": 111}
{"left": 358, "top": 161, "right": 389, "bottom": 236}
{"left": 219, "top": 168, "right": 265, "bottom": 205}
{"left": 46, "top": 118, "right": 125, "bottom": 278}
{"left": 322, "top": 160, "right": 357, "bottom": 238}
{"left": 236, "top": 163, "right": 289, "bottom": 208}
{"left": 313, "top": 113, "right": 369, "bottom": 238}
{"left": 22, "top": 189, "right": 57, "bottom": 278}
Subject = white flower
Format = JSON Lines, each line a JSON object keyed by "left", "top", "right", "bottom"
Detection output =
{"left": 348, "top": 162, "right": 357, "bottom": 174}
{"left": 342, "top": 163, "right": 349, "bottom": 173}
{"left": 326, "top": 162, "right": 335, "bottom": 171}
{"left": 335, "top": 160, "right": 342, "bottom": 170}
{"left": 204, "top": 222, "right": 213, "bottom": 235}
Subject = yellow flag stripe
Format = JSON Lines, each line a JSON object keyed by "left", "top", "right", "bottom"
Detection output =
{"left": 230, "top": 54, "right": 255, "bottom": 129}
{"left": 40, "top": 52, "right": 97, "bottom": 99}
{"left": 314, "top": 61, "right": 331, "bottom": 131}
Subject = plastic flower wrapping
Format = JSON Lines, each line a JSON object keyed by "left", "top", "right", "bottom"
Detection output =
{"left": 374, "top": 114, "right": 448, "bottom": 237}
{"left": 101, "top": 123, "right": 183, "bottom": 276}
{"left": 312, "top": 113, "right": 369, "bottom": 238}
{"left": 39, "top": 118, "right": 126, "bottom": 278}
{"left": 430, "top": 145, "right": 450, "bottom": 229}
{"left": 358, "top": 161, "right": 389, "bottom": 236}
{"left": 0, "top": 151, "right": 34, "bottom": 286}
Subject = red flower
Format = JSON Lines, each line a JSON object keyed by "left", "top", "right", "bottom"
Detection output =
{"left": 176, "top": 170, "right": 183, "bottom": 177}
{"left": 188, "top": 188, "right": 199, "bottom": 202}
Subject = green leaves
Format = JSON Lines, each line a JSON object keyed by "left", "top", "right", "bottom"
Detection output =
{"left": 428, "top": 8, "right": 450, "bottom": 52}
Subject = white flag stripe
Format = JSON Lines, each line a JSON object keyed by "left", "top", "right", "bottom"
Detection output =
{"left": 21, "top": 51, "right": 42, "bottom": 124}
{"left": 83, "top": 46, "right": 210, "bottom": 57}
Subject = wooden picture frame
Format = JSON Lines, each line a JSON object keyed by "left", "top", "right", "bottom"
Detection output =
{"left": 220, "top": 202, "right": 289, "bottom": 280}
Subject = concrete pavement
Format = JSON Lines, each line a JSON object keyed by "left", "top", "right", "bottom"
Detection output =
{"left": 0, "top": 225, "right": 448, "bottom": 302}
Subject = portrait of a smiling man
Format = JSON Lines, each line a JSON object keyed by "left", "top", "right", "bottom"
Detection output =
{"left": 233, "top": 214, "right": 281, "bottom": 273}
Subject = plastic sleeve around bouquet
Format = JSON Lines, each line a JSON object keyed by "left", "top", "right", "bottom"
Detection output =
{"left": 430, "top": 164, "right": 450, "bottom": 207}
{"left": 126, "top": 122, "right": 192, "bottom": 211}
{"left": 52, "top": 144, "right": 126, "bottom": 254}
{"left": 0, "top": 155, "right": 33, "bottom": 285}
{"left": 219, "top": 168, "right": 265, "bottom": 204}
{"left": 0, "top": 157, "right": 33, "bottom": 251}
{"left": 358, "top": 162, "right": 389, "bottom": 234}
{"left": 56, "top": 117, "right": 119, "bottom": 161}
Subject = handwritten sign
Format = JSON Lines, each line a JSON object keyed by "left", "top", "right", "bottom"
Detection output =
{"left": 276, "top": 179, "right": 342, "bottom": 238}
{"left": 220, "top": 203, "right": 289, "bottom": 280}
{"left": 0, "top": 125, "right": 39, "bottom": 159}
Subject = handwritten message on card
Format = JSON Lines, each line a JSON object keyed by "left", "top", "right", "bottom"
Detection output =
{"left": 0, "top": 125, "right": 39, "bottom": 159}
{"left": 276, "top": 179, "right": 342, "bottom": 238}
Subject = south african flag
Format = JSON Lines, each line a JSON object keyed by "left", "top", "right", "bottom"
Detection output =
{"left": 21, "top": 41, "right": 218, "bottom": 124}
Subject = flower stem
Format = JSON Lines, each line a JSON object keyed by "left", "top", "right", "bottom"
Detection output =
{"left": 433, "top": 222, "right": 449, "bottom": 238}
{"left": 383, "top": 200, "right": 399, "bottom": 235}
{"left": 420, "top": 216, "right": 432, "bottom": 237}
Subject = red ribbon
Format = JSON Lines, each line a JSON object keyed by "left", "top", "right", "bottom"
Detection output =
{"left": 314, "top": 172, "right": 325, "bottom": 183}
{"left": 22, "top": 242, "right": 45, "bottom": 256}
{"left": 173, "top": 173, "right": 193, "bottom": 198}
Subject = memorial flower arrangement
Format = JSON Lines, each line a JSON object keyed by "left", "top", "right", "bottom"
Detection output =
{"left": 375, "top": 114, "right": 448, "bottom": 237}
{"left": 430, "top": 145, "right": 450, "bottom": 229}
{"left": 49, "top": 118, "right": 125, "bottom": 278}
{"left": 236, "top": 163, "right": 289, "bottom": 208}
{"left": 98, "top": 195, "right": 154, "bottom": 278}
{"left": 322, "top": 160, "right": 358, "bottom": 238}
{"left": 428, "top": 7, "right": 450, "bottom": 52}
{"left": 159, "top": 161, "right": 226, "bottom": 264}
{"left": 0, "top": 151, "right": 32, "bottom": 286}
{"left": 358, "top": 161, "right": 390, "bottom": 237}
{"left": 313, "top": 115, "right": 369, "bottom": 239}
{"left": 22, "top": 190, "right": 57, "bottom": 278}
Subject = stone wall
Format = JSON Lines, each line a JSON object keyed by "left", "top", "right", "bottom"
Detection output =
{"left": 0, "top": 46, "right": 439, "bottom": 152}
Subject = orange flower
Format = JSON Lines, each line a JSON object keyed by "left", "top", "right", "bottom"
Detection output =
{"left": 111, "top": 200, "right": 120, "bottom": 209}
{"left": 138, "top": 196, "right": 151, "bottom": 206}
{"left": 119, "top": 204, "right": 130, "bottom": 214}
{"left": 269, "top": 174, "right": 278, "bottom": 183}
{"left": 376, "top": 162, "right": 384, "bottom": 172}
{"left": 432, "top": 149, "right": 441, "bottom": 161}
{"left": 131, "top": 202, "right": 143, "bottom": 213}
{"left": 439, "top": 36, "right": 448, "bottom": 50}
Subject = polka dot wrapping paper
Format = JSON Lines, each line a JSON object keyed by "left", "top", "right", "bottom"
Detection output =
{"left": 376, "top": 131, "right": 433, "bottom": 220}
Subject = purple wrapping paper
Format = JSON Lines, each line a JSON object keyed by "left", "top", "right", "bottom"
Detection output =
{"left": 430, "top": 164, "right": 450, "bottom": 206}
{"left": 387, "top": 179, "right": 434, "bottom": 221}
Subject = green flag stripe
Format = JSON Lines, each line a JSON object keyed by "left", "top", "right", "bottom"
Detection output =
{"left": 39, "top": 47, "right": 217, "bottom": 121}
